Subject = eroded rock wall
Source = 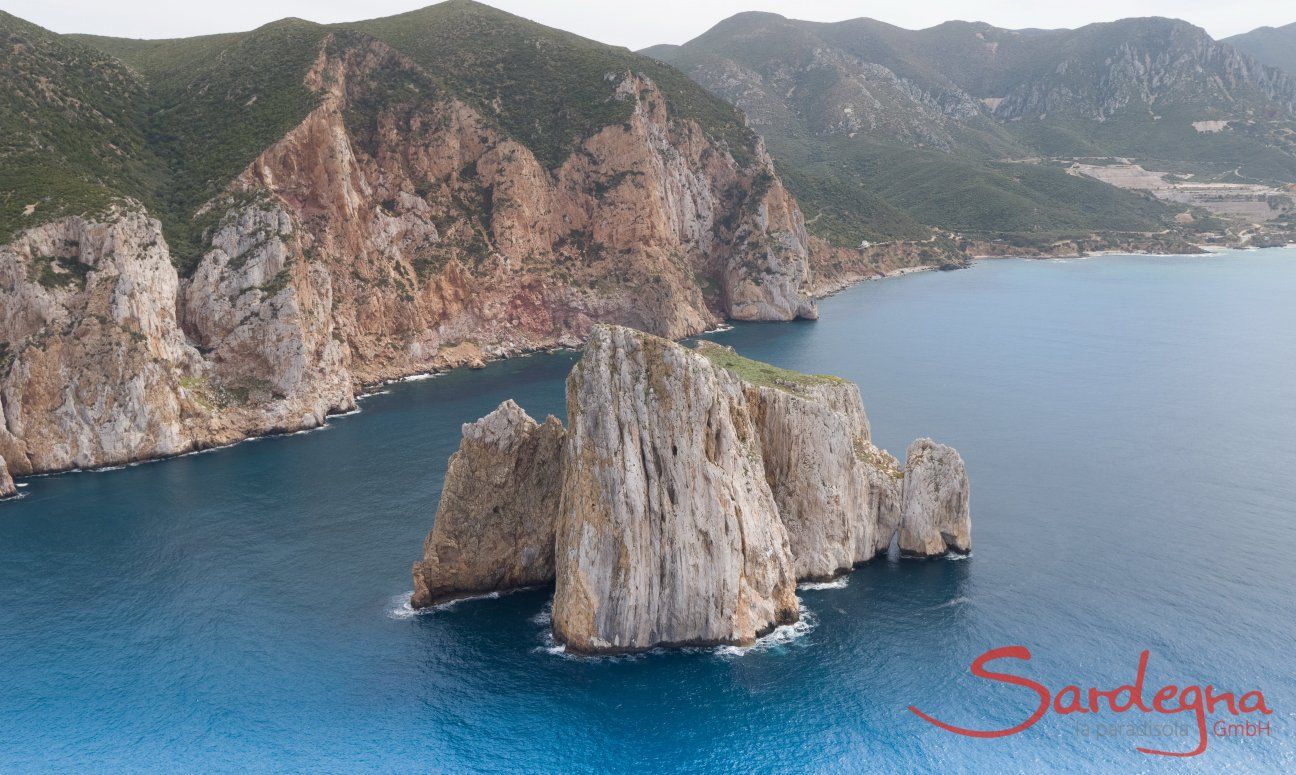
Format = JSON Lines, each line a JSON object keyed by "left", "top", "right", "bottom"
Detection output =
{"left": 552, "top": 325, "right": 800, "bottom": 653}
{"left": 0, "top": 34, "right": 822, "bottom": 475}
{"left": 409, "top": 325, "right": 970, "bottom": 653}
{"left": 0, "top": 210, "right": 204, "bottom": 474}
{"left": 0, "top": 455, "right": 15, "bottom": 498}
{"left": 412, "top": 400, "right": 565, "bottom": 608}
{"left": 897, "top": 438, "right": 971, "bottom": 556}
{"left": 745, "top": 381, "right": 877, "bottom": 579}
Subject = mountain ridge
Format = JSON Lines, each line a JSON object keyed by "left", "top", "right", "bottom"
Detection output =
{"left": 1225, "top": 22, "right": 1296, "bottom": 77}
{"left": 644, "top": 12, "right": 1296, "bottom": 247}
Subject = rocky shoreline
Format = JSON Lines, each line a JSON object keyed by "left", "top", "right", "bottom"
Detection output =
{"left": 4, "top": 234, "right": 1271, "bottom": 493}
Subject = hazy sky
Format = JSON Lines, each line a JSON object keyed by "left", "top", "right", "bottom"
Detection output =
{"left": 6, "top": 0, "right": 1293, "bottom": 48}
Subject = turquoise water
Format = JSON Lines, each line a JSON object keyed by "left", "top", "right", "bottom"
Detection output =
{"left": 2, "top": 251, "right": 1294, "bottom": 772}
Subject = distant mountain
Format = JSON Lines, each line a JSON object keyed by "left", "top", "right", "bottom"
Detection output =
{"left": 1225, "top": 22, "right": 1296, "bottom": 77}
{"left": 645, "top": 14, "right": 1296, "bottom": 246}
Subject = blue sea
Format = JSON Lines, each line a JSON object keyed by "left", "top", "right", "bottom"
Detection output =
{"left": 2, "top": 251, "right": 1294, "bottom": 772}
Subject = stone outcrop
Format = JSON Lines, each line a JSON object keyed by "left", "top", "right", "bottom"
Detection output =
{"left": 0, "top": 33, "right": 822, "bottom": 476}
{"left": 411, "top": 325, "right": 971, "bottom": 654}
{"left": 179, "top": 198, "right": 354, "bottom": 436}
{"left": 0, "top": 455, "right": 15, "bottom": 498}
{"left": 553, "top": 326, "right": 799, "bottom": 653}
{"left": 897, "top": 438, "right": 971, "bottom": 556}
{"left": 742, "top": 375, "right": 890, "bottom": 579}
{"left": 861, "top": 444, "right": 905, "bottom": 556}
{"left": 412, "top": 400, "right": 565, "bottom": 608}
{"left": 0, "top": 206, "right": 358, "bottom": 475}
{"left": 0, "top": 210, "right": 204, "bottom": 474}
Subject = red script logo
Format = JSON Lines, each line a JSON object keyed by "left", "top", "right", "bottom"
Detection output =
{"left": 908, "top": 646, "right": 1273, "bottom": 757}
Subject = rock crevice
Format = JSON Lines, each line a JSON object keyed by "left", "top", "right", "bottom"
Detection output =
{"left": 0, "top": 455, "right": 15, "bottom": 499}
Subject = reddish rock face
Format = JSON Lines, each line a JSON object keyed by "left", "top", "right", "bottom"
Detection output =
{"left": 0, "top": 34, "right": 821, "bottom": 474}
{"left": 215, "top": 38, "right": 818, "bottom": 389}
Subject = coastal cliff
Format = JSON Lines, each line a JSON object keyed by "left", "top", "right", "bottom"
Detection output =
{"left": 740, "top": 371, "right": 905, "bottom": 579}
{"left": 898, "top": 439, "right": 972, "bottom": 556}
{"left": 0, "top": 211, "right": 205, "bottom": 475}
{"left": 412, "top": 325, "right": 971, "bottom": 653}
{"left": 0, "top": 25, "right": 819, "bottom": 475}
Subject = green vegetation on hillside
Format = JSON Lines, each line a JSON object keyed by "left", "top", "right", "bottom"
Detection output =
{"left": 75, "top": 20, "right": 328, "bottom": 272}
{"left": 758, "top": 130, "right": 1182, "bottom": 245}
{"left": 0, "top": 11, "right": 160, "bottom": 238}
{"left": 647, "top": 12, "right": 1296, "bottom": 247}
{"left": 6, "top": 1, "right": 770, "bottom": 274}
{"left": 351, "top": 0, "right": 758, "bottom": 169}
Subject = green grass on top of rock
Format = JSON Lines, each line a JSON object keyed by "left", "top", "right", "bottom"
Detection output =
{"left": 0, "top": 10, "right": 160, "bottom": 240}
{"left": 695, "top": 341, "right": 844, "bottom": 393}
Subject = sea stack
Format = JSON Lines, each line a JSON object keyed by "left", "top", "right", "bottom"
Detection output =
{"left": 410, "top": 324, "right": 972, "bottom": 653}
{"left": 737, "top": 361, "right": 902, "bottom": 579}
{"left": 552, "top": 326, "right": 800, "bottom": 653}
{"left": 411, "top": 401, "right": 566, "bottom": 608}
{"left": 0, "top": 455, "right": 15, "bottom": 499}
{"left": 897, "top": 439, "right": 971, "bottom": 556}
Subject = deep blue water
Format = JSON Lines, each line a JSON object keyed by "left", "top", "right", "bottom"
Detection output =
{"left": 2, "top": 251, "right": 1295, "bottom": 772}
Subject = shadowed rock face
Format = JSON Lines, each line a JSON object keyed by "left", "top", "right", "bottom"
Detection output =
{"left": 898, "top": 438, "right": 971, "bottom": 556}
{"left": 0, "top": 455, "right": 15, "bottom": 498}
{"left": 553, "top": 326, "right": 800, "bottom": 653}
{"left": 411, "top": 400, "right": 565, "bottom": 608}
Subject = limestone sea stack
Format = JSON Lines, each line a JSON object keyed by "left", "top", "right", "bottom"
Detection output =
{"left": 0, "top": 455, "right": 16, "bottom": 499}
{"left": 409, "top": 324, "right": 972, "bottom": 653}
{"left": 732, "top": 353, "right": 899, "bottom": 580}
{"left": 553, "top": 326, "right": 800, "bottom": 653}
{"left": 897, "top": 439, "right": 972, "bottom": 556}
{"left": 411, "top": 401, "right": 565, "bottom": 608}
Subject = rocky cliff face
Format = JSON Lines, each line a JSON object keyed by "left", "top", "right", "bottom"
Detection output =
{"left": 412, "top": 400, "right": 565, "bottom": 608}
{"left": 0, "top": 32, "right": 821, "bottom": 475}
{"left": 553, "top": 326, "right": 800, "bottom": 652}
{"left": 0, "top": 210, "right": 204, "bottom": 474}
{"left": 991, "top": 19, "right": 1296, "bottom": 121}
{"left": 742, "top": 376, "right": 893, "bottom": 579}
{"left": 180, "top": 197, "right": 354, "bottom": 436}
{"left": 897, "top": 438, "right": 971, "bottom": 556}
{"left": 228, "top": 37, "right": 815, "bottom": 380}
{"left": 414, "top": 325, "right": 970, "bottom": 653}
{"left": 652, "top": 21, "right": 983, "bottom": 151}
{"left": 0, "top": 455, "right": 15, "bottom": 498}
